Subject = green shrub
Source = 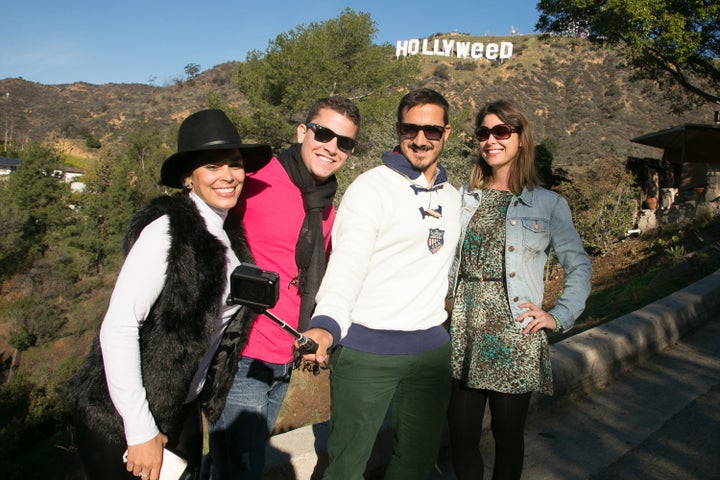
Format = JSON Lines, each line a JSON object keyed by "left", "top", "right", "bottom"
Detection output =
{"left": 455, "top": 61, "right": 477, "bottom": 71}
{"left": 556, "top": 158, "right": 639, "bottom": 255}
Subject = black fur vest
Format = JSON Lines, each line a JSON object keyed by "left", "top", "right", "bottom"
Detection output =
{"left": 66, "top": 192, "right": 256, "bottom": 444}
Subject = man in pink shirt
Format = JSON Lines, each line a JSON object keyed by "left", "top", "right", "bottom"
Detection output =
{"left": 206, "top": 96, "right": 361, "bottom": 480}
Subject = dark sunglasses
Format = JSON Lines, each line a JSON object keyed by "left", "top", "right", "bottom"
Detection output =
{"left": 475, "top": 124, "right": 519, "bottom": 142}
{"left": 306, "top": 122, "right": 357, "bottom": 152}
{"left": 397, "top": 123, "right": 447, "bottom": 141}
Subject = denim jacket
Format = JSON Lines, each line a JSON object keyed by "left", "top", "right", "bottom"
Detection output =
{"left": 449, "top": 184, "right": 591, "bottom": 331}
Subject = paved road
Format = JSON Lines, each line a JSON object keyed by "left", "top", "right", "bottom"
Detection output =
{"left": 431, "top": 316, "right": 720, "bottom": 479}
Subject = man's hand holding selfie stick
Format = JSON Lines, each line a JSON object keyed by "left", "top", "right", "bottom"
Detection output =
{"left": 299, "top": 328, "right": 333, "bottom": 364}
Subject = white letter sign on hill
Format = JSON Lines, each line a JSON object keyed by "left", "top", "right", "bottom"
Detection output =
{"left": 396, "top": 38, "right": 513, "bottom": 61}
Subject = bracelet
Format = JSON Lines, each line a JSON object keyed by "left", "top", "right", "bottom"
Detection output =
{"left": 551, "top": 314, "right": 563, "bottom": 333}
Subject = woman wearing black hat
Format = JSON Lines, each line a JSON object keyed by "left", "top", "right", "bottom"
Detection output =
{"left": 66, "top": 109, "right": 272, "bottom": 480}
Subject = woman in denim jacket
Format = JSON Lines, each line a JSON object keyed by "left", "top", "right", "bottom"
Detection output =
{"left": 447, "top": 100, "right": 591, "bottom": 480}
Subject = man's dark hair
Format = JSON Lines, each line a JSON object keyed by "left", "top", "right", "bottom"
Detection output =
{"left": 397, "top": 88, "right": 450, "bottom": 125}
{"left": 305, "top": 96, "right": 361, "bottom": 127}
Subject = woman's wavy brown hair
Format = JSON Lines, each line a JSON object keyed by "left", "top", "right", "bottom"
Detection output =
{"left": 468, "top": 99, "right": 541, "bottom": 194}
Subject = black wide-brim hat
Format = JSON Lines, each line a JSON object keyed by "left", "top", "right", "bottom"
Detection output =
{"left": 160, "top": 109, "right": 272, "bottom": 188}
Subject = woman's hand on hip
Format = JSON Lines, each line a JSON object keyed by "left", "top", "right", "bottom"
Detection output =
{"left": 516, "top": 302, "right": 555, "bottom": 335}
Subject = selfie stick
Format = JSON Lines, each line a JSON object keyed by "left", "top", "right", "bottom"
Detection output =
{"left": 260, "top": 310, "right": 319, "bottom": 354}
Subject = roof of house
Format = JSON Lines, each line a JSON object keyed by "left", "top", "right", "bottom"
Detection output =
{"left": 631, "top": 123, "right": 720, "bottom": 164}
{"left": 0, "top": 156, "right": 21, "bottom": 167}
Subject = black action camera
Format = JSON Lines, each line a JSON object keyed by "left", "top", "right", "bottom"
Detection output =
{"left": 227, "top": 263, "right": 320, "bottom": 359}
{"left": 227, "top": 263, "right": 280, "bottom": 310}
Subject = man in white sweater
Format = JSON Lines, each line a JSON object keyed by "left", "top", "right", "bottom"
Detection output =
{"left": 303, "top": 88, "right": 461, "bottom": 479}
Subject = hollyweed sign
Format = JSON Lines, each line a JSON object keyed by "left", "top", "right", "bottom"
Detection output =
{"left": 395, "top": 38, "right": 513, "bottom": 61}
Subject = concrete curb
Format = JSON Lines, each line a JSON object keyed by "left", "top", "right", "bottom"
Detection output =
{"left": 549, "top": 268, "right": 720, "bottom": 399}
{"left": 263, "top": 269, "right": 720, "bottom": 479}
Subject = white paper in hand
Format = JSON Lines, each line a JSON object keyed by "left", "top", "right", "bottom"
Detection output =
{"left": 122, "top": 448, "right": 188, "bottom": 480}
{"left": 159, "top": 448, "right": 188, "bottom": 480}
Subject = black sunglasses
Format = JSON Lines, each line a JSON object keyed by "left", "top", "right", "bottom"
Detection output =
{"left": 475, "top": 124, "right": 519, "bottom": 142}
{"left": 306, "top": 122, "right": 357, "bottom": 152}
{"left": 397, "top": 123, "right": 447, "bottom": 141}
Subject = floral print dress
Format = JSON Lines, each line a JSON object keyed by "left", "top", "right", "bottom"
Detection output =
{"left": 450, "top": 188, "right": 553, "bottom": 395}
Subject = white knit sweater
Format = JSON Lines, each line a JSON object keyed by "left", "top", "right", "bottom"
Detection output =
{"left": 310, "top": 151, "right": 460, "bottom": 354}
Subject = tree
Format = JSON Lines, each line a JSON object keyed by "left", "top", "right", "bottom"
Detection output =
{"left": 5, "top": 267, "right": 68, "bottom": 384}
{"left": 85, "top": 133, "right": 101, "bottom": 149}
{"left": 71, "top": 157, "right": 130, "bottom": 274}
{"left": 555, "top": 157, "right": 639, "bottom": 255}
{"left": 234, "top": 8, "right": 419, "bottom": 146}
{"left": 534, "top": 137, "right": 569, "bottom": 189}
{"left": 0, "top": 187, "right": 30, "bottom": 274}
{"left": 71, "top": 121, "right": 170, "bottom": 273}
{"left": 4, "top": 144, "right": 71, "bottom": 260}
{"left": 536, "top": 0, "right": 720, "bottom": 106}
{"left": 184, "top": 63, "right": 201, "bottom": 80}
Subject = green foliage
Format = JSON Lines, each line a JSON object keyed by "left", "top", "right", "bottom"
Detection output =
{"left": 239, "top": 108, "right": 295, "bottom": 149}
{"left": 455, "top": 61, "right": 478, "bottom": 71}
{"left": 440, "top": 109, "right": 476, "bottom": 188}
{"left": 0, "top": 375, "right": 76, "bottom": 480}
{"left": 70, "top": 121, "right": 170, "bottom": 274}
{"left": 0, "top": 378, "right": 32, "bottom": 472}
{"left": 0, "top": 122, "right": 176, "bottom": 477}
{"left": 184, "top": 63, "right": 201, "bottom": 80}
{"left": 649, "top": 226, "right": 713, "bottom": 262}
{"left": 652, "top": 232, "right": 690, "bottom": 260}
{"left": 433, "top": 63, "right": 452, "bottom": 80}
{"left": 665, "top": 243, "right": 686, "bottom": 260}
{"left": 122, "top": 121, "right": 169, "bottom": 194}
{"left": 536, "top": 0, "right": 720, "bottom": 105}
{"left": 235, "top": 8, "right": 420, "bottom": 146}
{"left": 0, "top": 186, "right": 30, "bottom": 274}
{"left": 59, "top": 121, "right": 89, "bottom": 139}
{"left": 5, "top": 279, "right": 68, "bottom": 351}
{"left": 694, "top": 203, "right": 713, "bottom": 228}
{"left": 4, "top": 144, "right": 71, "bottom": 262}
{"left": 649, "top": 233, "right": 681, "bottom": 254}
{"left": 556, "top": 158, "right": 639, "bottom": 255}
{"left": 535, "top": 137, "right": 568, "bottom": 188}
{"left": 84, "top": 133, "right": 101, "bottom": 149}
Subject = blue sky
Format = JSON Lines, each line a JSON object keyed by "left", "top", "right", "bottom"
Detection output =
{"left": 2, "top": 0, "right": 542, "bottom": 85}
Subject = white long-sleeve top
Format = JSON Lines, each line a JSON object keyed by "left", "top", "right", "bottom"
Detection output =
{"left": 310, "top": 152, "right": 461, "bottom": 354}
{"left": 98, "top": 192, "right": 240, "bottom": 446}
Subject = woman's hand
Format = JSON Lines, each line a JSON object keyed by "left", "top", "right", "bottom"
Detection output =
{"left": 125, "top": 433, "right": 168, "bottom": 480}
{"left": 516, "top": 302, "right": 556, "bottom": 335}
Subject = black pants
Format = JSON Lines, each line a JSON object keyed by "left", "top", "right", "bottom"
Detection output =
{"left": 75, "top": 402, "right": 202, "bottom": 480}
{"left": 448, "top": 380, "right": 532, "bottom": 480}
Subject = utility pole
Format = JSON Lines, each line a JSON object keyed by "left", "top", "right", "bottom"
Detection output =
{"left": 3, "top": 92, "right": 9, "bottom": 154}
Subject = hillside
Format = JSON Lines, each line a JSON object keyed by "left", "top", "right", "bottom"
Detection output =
{"left": 1, "top": 35, "right": 717, "bottom": 170}
{"left": 0, "top": 61, "right": 244, "bottom": 154}
{"left": 416, "top": 35, "right": 716, "bottom": 166}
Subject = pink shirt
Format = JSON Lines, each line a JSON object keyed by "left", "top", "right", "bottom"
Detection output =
{"left": 233, "top": 157, "right": 334, "bottom": 364}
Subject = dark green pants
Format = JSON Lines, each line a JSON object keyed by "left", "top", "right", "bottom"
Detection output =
{"left": 323, "top": 342, "right": 451, "bottom": 480}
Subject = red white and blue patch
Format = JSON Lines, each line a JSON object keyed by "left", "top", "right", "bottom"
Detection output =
{"left": 427, "top": 228, "right": 444, "bottom": 254}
